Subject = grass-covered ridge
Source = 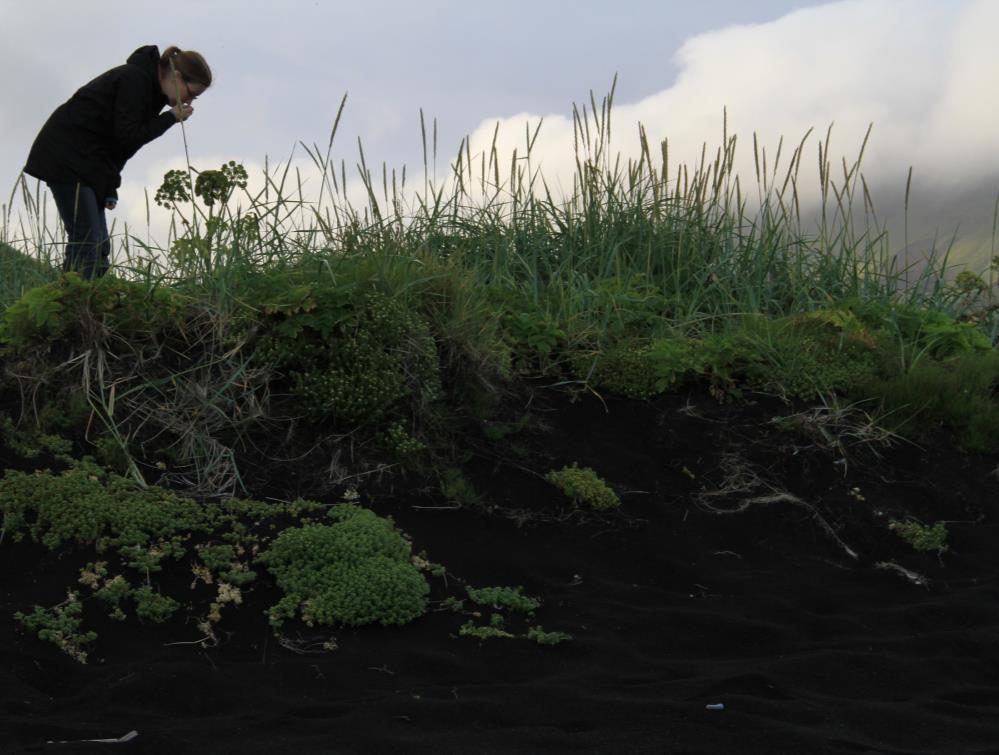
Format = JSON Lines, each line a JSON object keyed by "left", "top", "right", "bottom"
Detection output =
{"left": 2, "top": 90, "right": 998, "bottom": 660}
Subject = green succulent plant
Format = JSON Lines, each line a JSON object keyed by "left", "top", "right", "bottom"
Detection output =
{"left": 256, "top": 505, "right": 429, "bottom": 629}
{"left": 545, "top": 464, "right": 621, "bottom": 511}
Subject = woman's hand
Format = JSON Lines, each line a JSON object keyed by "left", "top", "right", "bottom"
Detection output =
{"left": 173, "top": 102, "right": 194, "bottom": 122}
{"left": 105, "top": 198, "right": 117, "bottom": 211}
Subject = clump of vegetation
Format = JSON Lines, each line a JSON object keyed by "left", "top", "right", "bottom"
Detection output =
{"left": 0, "top": 416, "right": 73, "bottom": 461}
{"left": 441, "top": 596, "right": 465, "bottom": 613}
{"left": 0, "top": 267, "right": 456, "bottom": 494}
{"left": 91, "top": 573, "right": 132, "bottom": 621}
{"left": 458, "top": 620, "right": 515, "bottom": 640}
{"left": 255, "top": 505, "right": 430, "bottom": 629}
{"left": 586, "top": 275, "right": 676, "bottom": 341}
{"left": 255, "top": 287, "right": 441, "bottom": 425}
{"left": 197, "top": 543, "right": 258, "bottom": 586}
{"left": 132, "top": 586, "right": 181, "bottom": 623}
{"left": 0, "top": 460, "right": 207, "bottom": 553}
{"left": 889, "top": 519, "right": 949, "bottom": 555}
{"left": 439, "top": 467, "right": 483, "bottom": 507}
{"left": 14, "top": 591, "right": 97, "bottom": 664}
{"left": 587, "top": 334, "right": 736, "bottom": 399}
{"left": 585, "top": 307, "right": 884, "bottom": 402}
{"left": 545, "top": 464, "right": 621, "bottom": 511}
{"left": 1, "top": 462, "right": 433, "bottom": 658}
{"left": 455, "top": 599, "right": 573, "bottom": 645}
{"left": 0, "top": 271, "right": 260, "bottom": 492}
{"left": 856, "top": 349, "right": 999, "bottom": 451}
{"left": 0, "top": 271, "right": 185, "bottom": 351}
{"left": 499, "top": 306, "right": 566, "bottom": 373}
{"left": 466, "top": 585, "right": 541, "bottom": 613}
{"left": 198, "top": 543, "right": 238, "bottom": 571}
{"left": 732, "top": 313, "right": 879, "bottom": 400}
{"left": 847, "top": 299, "right": 992, "bottom": 360}
{"left": 526, "top": 625, "right": 573, "bottom": 646}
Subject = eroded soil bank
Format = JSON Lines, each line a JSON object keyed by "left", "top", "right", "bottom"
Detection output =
{"left": 3, "top": 386, "right": 999, "bottom": 754}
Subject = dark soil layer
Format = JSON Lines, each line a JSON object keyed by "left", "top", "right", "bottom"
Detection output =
{"left": 3, "top": 387, "right": 999, "bottom": 754}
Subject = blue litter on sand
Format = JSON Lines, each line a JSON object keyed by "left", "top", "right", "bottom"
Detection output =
{"left": 705, "top": 703, "right": 725, "bottom": 711}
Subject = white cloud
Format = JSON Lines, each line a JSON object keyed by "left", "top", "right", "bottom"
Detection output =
{"left": 918, "top": 1, "right": 999, "bottom": 187}
{"left": 463, "top": 0, "right": 999, "bottom": 260}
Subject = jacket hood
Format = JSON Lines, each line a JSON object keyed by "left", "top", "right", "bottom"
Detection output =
{"left": 126, "top": 45, "right": 161, "bottom": 72}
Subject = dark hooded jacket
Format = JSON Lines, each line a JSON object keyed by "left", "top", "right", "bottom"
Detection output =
{"left": 24, "top": 45, "right": 178, "bottom": 202}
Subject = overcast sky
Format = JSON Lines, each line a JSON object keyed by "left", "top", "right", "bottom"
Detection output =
{"left": 3, "top": 0, "right": 998, "bottom": 266}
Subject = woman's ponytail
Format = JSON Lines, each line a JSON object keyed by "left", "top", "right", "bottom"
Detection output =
{"left": 159, "top": 46, "right": 212, "bottom": 88}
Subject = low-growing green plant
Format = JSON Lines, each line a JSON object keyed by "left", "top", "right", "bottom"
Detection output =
{"left": 196, "top": 543, "right": 258, "bottom": 586}
{"left": 132, "top": 586, "right": 180, "bottom": 623}
{"left": 545, "top": 464, "right": 621, "bottom": 511}
{"left": 0, "top": 458, "right": 440, "bottom": 659}
{"left": 587, "top": 274, "right": 675, "bottom": 341}
{"left": 219, "top": 563, "right": 257, "bottom": 587}
{"left": 0, "top": 273, "right": 185, "bottom": 351}
{"left": 466, "top": 585, "right": 540, "bottom": 613}
{"left": 198, "top": 543, "right": 238, "bottom": 571}
{"left": 255, "top": 287, "right": 441, "bottom": 426}
{"left": 526, "top": 625, "right": 573, "bottom": 646}
{"left": 379, "top": 421, "right": 428, "bottom": 462}
{"left": 15, "top": 592, "right": 97, "bottom": 663}
{"left": 439, "top": 467, "right": 483, "bottom": 507}
{"left": 458, "top": 620, "right": 515, "bottom": 640}
{"left": 856, "top": 349, "right": 999, "bottom": 451}
{"left": 0, "top": 461, "right": 207, "bottom": 553}
{"left": 93, "top": 575, "right": 132, "bottom": 621}
{"left": 256, "top": 505, "right": 429, "bottom": 629}
{"left": 119, "top": 544, "right": 169, "bottom": 574}
{"left": 1, "top": 466, "right": 342, "bottom": 657}
{"left": 587, "top": 333, "right": 736, "bottom": 399}
{"left": 412, "top": 551, "right": 447, "bottom": 579}
{"left": 889, "top": 519, "right": 949, "bottom": 555}
{"left": 481, "top": 414, "right": 530, "bottom": 442}
{"left": 500, "top": 308, "right": 566, "bottom": 371}
{"left": 0, "top": 416, "right": 73, "bottom": 460}
{"left": 731, "top": 313, "right": 879, "bottom": 400}
{"left": 456, "top": 619, "right": 572, "bottom": 645}
{"left": 847, "top": 299, "right": 992, "bottom": 360}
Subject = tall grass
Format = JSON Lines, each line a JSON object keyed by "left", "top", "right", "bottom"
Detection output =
{"left": 3, "top": 87, "right": 986, "bottom": 332}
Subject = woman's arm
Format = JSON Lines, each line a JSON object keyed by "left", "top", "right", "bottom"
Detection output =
{"left": 112, "top": 69, "right": 177, "bottom": 154}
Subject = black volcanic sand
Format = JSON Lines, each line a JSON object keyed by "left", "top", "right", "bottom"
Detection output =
{"left": 2, "top": 387, "right": 999, "bottom": 754}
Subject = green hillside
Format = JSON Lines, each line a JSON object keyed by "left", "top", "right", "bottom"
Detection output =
{"left": 0, "top": 242, "right": 59, "bottom": 309}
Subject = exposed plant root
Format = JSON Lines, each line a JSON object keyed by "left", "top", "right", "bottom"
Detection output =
{"left": 769, "top": 399, "right": 913, "bottom": 474}
{"left": 697, "top": 453, "right": 860, "bottom": 561}
{"left": 276, "top": 633, "right": 339, "bottom": 655}
{"left": 875, "top": 561, "right": 931, "bottom": 588}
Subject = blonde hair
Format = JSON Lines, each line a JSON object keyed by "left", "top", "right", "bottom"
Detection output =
{"left": 159, "top": 46, "right": 212, "bottom": 88}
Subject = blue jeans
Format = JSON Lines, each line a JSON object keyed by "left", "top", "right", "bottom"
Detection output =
{"left": 48, "top": 182, "right": 110, "bottom": 278}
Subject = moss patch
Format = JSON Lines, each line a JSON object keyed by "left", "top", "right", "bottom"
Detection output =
{"left": 255, "top": 504, "right": 430, "bottom": 629}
